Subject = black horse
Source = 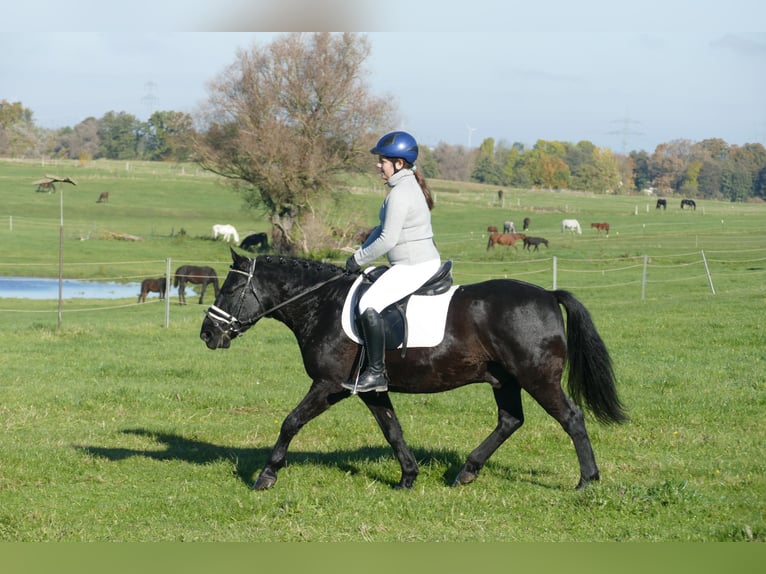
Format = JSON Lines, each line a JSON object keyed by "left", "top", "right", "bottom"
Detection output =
{"left": 523, "top": 236, "right": 549, "bottom": 251}
{"left": 656, "top": 198, "right": 667, "bottom": 210}
{"left": 240, "top": 232, "right": 269, "bottom": 252}
{"left": 200, "top": 250, "right": 627, "bottom": 491}
{"left": 174, "top": 265, "right": 219, "bottom": 305}
{"left": 681, "top": 198, "right": 696, "bottom": 210}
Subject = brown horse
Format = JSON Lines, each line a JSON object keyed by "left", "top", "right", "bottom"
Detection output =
{"left": 96, "top": 192, "right": 109, "bottom": 203}
{"left": 590, "top": 222, "right": 610, "bottom": 236}
{"left": 173, "top": 265, "right": 220, "bottom": 305}
{"left": 138, "top": 278, "right": 167, "bottom": 302}
{"left": 487, "top": 225, "right": 498, "bottom": 233}
{"left": 487, "top": 232, "right": 526, "bottom": 251}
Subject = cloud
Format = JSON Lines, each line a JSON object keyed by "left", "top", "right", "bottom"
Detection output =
{"left": 710, "top": 34, "right": 766, "bottom": 57}
{"left": 197, "top": 0, "right": 384, "bottom": 32}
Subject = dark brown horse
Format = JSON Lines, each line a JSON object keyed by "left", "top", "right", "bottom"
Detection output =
{"left": 487, "top": 232, "right": 526, "bottom": 250}
{"left": 173, "top": 265, "right": 219, "bottom": 305}
{"left": 137, "top": 277, "right": 166, "bottom": 302}
{"left": 199, "top": 251, "right": 627, "bottom": 491}
{"left": 590, "top": 222, "right": 610, "bottom": 236}
{"left": 523, "top": 236, "right": 549, "bottom": 251}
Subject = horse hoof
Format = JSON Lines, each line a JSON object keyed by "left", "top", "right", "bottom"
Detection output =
{"left": 395, "top": 477, "right": 415, "bottom": 490}
{"left": 452, "top": 469, "right": 478, "bottom": 486}
{"left": 253, "top": 472, "right": 277, "bottom": 491}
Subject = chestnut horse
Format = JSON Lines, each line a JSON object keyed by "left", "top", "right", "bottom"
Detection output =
{"left": 590, "top": 222, "right": 610, "bottom": 236}
{"left": 487, "top": 232, "right": 526, "bottom": 251}
{"left": 199, "top": 251, "right": 627, "bottom": 491}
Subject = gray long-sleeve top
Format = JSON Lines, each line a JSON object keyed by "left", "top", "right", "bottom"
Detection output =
{"left": 353, "top": 169, "right": 440, "bottom": 266}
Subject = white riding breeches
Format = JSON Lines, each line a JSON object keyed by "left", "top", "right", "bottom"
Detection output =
{"left": 357, "top": 259, "right": 441, "bottom": 314}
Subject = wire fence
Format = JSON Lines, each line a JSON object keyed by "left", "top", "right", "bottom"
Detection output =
{"left": 2, "top": 246, "right": 764, "bottom": 327}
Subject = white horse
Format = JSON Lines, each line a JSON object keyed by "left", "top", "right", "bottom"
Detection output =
{"left": 212, "top": 224, "right": 240, "bottom": 243}
{"left": 503, "top": 221, "right": 516, "bottom": 233}
{"left": 561, "top": 219, "right": 582, "bottom": 235}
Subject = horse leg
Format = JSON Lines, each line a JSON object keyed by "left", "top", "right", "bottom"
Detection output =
{"left": 178, "top": 280, "right": 186, "bottom": 305}
{"left": 527, "top": 383, "right": 600, "bottom": 489}
{"left": 254, "top": 383, "right": 344, "bottom": 490}
{"left": 454, "top": 383, "right": 523, "bottom": 486}
{"left": 359, "top": 391, "right": 419, "bottom": 489}
{"left": 198, "top": 282, "right": 207, "bottom": 304}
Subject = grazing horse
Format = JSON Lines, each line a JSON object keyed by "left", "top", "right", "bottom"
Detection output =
{"left": 200, "top": 251, "right": 627, "bottom": 491}
{"left": 523, "top": 236, "right": 549, "bottom": 251}
{"left": 503, "top": 221, "right": 516, "bottom": 233}
{"left": 173, "top": 265, "right": 220, "bottom": 305}
{"left": 487, "top": 232, "right": 526, "bottom": 251}
{"left": 36, "top": 182, "right": 55, "bottom": 193}
{"left": 681, "top": 199, "right": 696, "bottom": 210}
{"left": 656, "top": 198, "right": 667, "bottom": 210}
{"left": 137, "top": 277, "right": 166, "bottom": 303}
{"left": 561, "top": 219, "right": 582, "bottom": 234}
{"left": 96, "top": 192, "right": 109, "bottom": 203}
{"left": 212, "top": 224, "right": 240, "bottom": 243}
{"left": 590, "top": 222, "right": 610, "bottom": 236}
{"left": 240, "top": 232, "right": 269, "bottom": 252}
{"left": 486, "top": 225, "right": 498, "bottom": 233}
{"left": 522, "top": 217, "right": 530, "bottom": 231}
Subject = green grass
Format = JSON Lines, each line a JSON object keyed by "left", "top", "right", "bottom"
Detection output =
{"left": 0, "top": 158, "right": 764, "bottom": 541}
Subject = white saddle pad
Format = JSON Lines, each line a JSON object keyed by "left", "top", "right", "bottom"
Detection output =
{"left": 341, "top": 273, "right": 459, "bottom": 348}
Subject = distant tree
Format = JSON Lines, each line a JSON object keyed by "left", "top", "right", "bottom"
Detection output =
{"left": 98, "top": 111, "right": 144, "bottom": 160}
{"left": 0, "top": 100, "right": 38, "bottom": 157}
{"left": 54, "top": 117, "right": 100, "bottom": 160}
{"left": 629, "top": 150, "right": 651, "bottom": 191}
{"left": 146, "top": 110, "right": 195, "bottom": 161}
{"left": 526, "top": 140, "right": 570, "bottom": 189}
{"left": 416, "top": 145, "right": 439, "bottom": 179}
{"left": 432, "top": 142, "right": 474, "bottom": 182}
{"left": 649, "top": 140, "right": 693, "bottom": 194}
{"left": 471, "top": 137, "right": 506, "bottom": 185}
{"left": 194, "top": 33, "right": 394, "bottom": 253}
{"left": 754, "top": 166, "right": 766, "bottom": 199}
{"left": 720, "top": 162, "right": 753, "bottom": 202}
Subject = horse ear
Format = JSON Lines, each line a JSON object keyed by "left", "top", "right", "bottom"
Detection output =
{"left": 230, "top": 246, "right": 246, "bottom": 265}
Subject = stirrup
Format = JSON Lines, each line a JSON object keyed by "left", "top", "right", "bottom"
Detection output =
{"left": 342, "top": 370, "right": 388, "bottom": 394}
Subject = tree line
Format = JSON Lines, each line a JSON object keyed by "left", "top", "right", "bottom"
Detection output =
{"left": 3, "top": 95, "right": 764, "bottom": 204}
{"left": 2, "top": 32, "right": 765, "bottom": 253}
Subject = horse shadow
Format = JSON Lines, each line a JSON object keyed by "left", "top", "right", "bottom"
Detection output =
{"left": 76, "top": 428, "right": 557, "bottom": 489}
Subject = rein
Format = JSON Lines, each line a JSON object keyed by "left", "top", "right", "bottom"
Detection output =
{"left": 206, "top": 258, "right": 346, "bottom": 335}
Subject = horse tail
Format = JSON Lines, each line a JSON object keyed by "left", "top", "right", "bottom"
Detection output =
{"left": 554, "top": 290, "right": 628, "bottom": 425}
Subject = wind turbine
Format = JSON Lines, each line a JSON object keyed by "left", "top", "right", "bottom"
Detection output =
{"left": 466, "top": 123, "right": 477, "bottom": 148}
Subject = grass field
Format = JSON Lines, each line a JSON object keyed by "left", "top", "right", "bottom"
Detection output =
{"left": 0, "top": 158, "right": 764, "bottom": 542}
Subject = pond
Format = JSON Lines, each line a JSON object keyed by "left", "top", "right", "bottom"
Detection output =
{"left": 0, "top": 277, "right": 145, "bottom": 300}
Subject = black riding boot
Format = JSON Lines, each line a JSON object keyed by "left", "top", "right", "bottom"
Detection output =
{"left": 343, "top": 308, "right": 388, "bottom": 393}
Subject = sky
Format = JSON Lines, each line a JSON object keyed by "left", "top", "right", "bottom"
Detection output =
{"left": 2, "top": 0, "right": 765, "bottom": 153}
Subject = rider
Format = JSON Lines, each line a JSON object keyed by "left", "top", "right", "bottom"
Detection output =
{"left": 343, "top": 131, "right": 441, "bottom": 393}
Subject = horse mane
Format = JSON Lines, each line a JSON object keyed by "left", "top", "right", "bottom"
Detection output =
{"left": 258, "top": 255, "right": 345, "bottom": 282}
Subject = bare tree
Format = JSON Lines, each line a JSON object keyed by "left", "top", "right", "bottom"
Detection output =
{"left": 194, "top": 33, "right": 395, "bottom": 253}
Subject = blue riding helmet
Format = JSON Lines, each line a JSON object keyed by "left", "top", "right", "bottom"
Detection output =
{"left": 370, "top": 131, "right": 419, "bottom": 164}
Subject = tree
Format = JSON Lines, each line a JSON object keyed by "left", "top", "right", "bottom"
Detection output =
{"left": 98, "top": 111, "right": 144, "bottom": 160}
{"left": 0, "top": 100, "right": 39, "bottom": 157}
{"left": 194, "top": 33, "right": 394, "bottom": 253}
{"left": 146, "top": 110, "right": 195, "bottom": 161}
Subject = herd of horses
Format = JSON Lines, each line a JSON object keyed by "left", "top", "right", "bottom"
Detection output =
{"left": 656, "top": 198, "right": 696, "bottom": 210}
{"left": 137, "top": 225, "right": 269, "bottom": 304}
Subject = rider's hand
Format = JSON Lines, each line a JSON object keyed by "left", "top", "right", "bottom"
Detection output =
{"left": 345, "top": 255, "right": 361, "bottom": 273}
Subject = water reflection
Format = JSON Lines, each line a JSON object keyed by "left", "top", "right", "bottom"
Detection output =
{"left": 0, "top": 277, "right": 144, "bottom": 300}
